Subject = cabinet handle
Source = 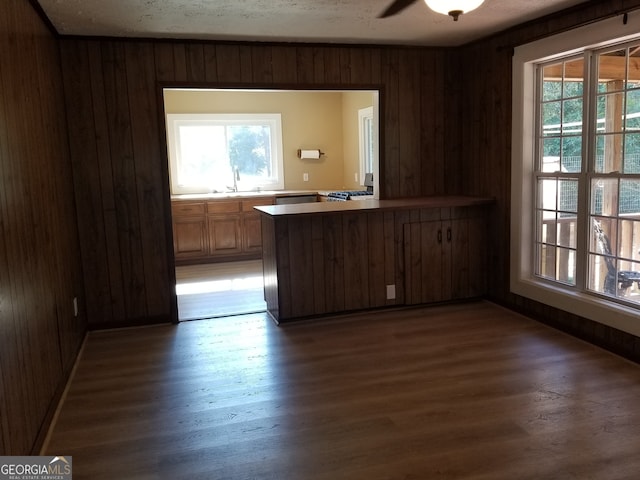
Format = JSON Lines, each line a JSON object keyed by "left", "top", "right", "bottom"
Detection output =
{"left": 437, "top": 229, "right": 442, "bottom": 244}
{"left": 447, "top": 227, "right": 452, "bottom": 242}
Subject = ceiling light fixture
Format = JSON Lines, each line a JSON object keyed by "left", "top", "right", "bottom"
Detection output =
{"left": 424, "top": 0, "right": 485, "bottom": 21}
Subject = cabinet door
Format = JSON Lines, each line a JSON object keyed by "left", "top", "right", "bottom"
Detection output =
{"left": 404, "top": 221, "right": 445, "bottom": 304}
{"left": 243, "top": 214, "right": 263, "bottom": 252}
{"left": 448, "top": 218, "right": 469, "bottom": 300}
{"left": 173, "top": 216, "right": 208, "bottom": 260}
{"left": 208, "top": 215, "right": 242, "bottom": 255}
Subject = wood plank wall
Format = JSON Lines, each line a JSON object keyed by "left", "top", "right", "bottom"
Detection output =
{"left": 455, "top": 0, "right": 640, "bottom": 360}
{"left": 58, "top": 39, "right": 454, "bottom": 327}
{"left": 0, "top": 0, "right": 86, "bottom": 454}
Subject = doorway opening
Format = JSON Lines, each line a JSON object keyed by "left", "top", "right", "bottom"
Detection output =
{"left": 175, "top": 260, "right": 266, "bottom": 321}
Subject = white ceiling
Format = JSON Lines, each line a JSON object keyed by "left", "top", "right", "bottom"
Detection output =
{"left": 38, "top": 0, "right": 589, "bottom": 47}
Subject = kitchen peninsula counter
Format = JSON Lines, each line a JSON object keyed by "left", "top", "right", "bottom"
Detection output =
{"left": 256, "top": 195, "right": 494, "bottom": 323}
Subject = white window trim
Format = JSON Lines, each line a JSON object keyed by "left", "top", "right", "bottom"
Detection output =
{"left": 358, "top": 106, "right": 374, "bottom": 187}
{"left": 166, "top": 113, "right": 284, "bottom": 194}
{"left": 511, "top": 13, "right": 640, "bottom": 337}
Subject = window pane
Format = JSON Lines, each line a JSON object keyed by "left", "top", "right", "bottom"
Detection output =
{"left": 542, "top": 101, "right": 561, "bottom": 136}
{"left": 619, "top": 219, "right": 640, "bottom": 262}
{"left": 620, "top": 178, "right": 640, "bottom": 214}
{"left": 625, "top": 89, "right": 640, "bottom": 131}
{"left": 596, "top": 92, "right": 625, "bottom": 133}
{"left": 541, "top": 137, "right": 560, "bottom": 172}
{"left": 538, "top": 178, "right": 558, "bottom": 210}
{"left": 537, "top": 244, "right": 556, "bottom": 280}
{"left": 558, "top": 179, "right": 578, "bottom": 213}
{"left": 228, "top": 125, "right": 271, "bottom": 179}
{"left": 176, "top": 125, "right": 227, "bottom": 187}
{"left": 563, "top": 58, "right": 584, "bottom": 97}
{"left": 591, "top": 177, "right": 620, "bottom": 215}
{"left": 624, "top": 134, "right": 640, "bottom": 173}
{"left": 542, "top": 64, "right": 563, "bottom": 101}
{"left": 562, "top": 98, "right": 583, "bottom": 134}
{"left": 595, "top": 133, "right": 624, "bottom": 173}
{"left": 598, "top": 48, "right": 626, "bottom": 87}
{"left": 561, "top": 136, "right": 582, "bottom": 172}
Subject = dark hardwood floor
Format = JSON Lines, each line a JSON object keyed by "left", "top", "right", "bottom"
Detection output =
{"left": 43, "top": 302, "right": 640, "bottom": 479}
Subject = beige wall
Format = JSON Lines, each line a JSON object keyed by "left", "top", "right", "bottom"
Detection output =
{"left": 164, "top": 89, "right": 374, "bottom": 191}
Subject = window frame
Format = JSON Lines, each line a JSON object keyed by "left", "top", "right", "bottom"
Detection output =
{"left": 358, "top": 106, "right": 374, "bottom": 187}
{"left": 512, "top": 14, "right": 640, "bottom": 337}
{"left": 166, "top": 113, "right": 285, "bottom": 195}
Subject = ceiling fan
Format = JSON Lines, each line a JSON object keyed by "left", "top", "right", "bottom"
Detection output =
{"left": 379, "top": 0, "right": 485, "bottom": 21}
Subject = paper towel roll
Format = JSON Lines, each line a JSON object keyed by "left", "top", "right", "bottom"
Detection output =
{"left": 298, "top": 149, "right": 322, "bottom": 159}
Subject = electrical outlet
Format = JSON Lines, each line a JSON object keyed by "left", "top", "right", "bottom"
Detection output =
{"left": 386, "top": 285, "right": 396, "bottom": 300}
{"left": 354, "top": 172, "right": 358, "bottom": 182}
{"left": 73, "top": 297, "right": 78, "bottom": 317}
{"left": 303, "top": 173, "right": 309, "bottom": 182}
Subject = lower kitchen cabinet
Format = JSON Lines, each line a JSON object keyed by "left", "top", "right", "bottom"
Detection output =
{"left": 172, "top": 196, "right": 274, "bottom": 264}
{"left": 403, "top": 208, "right": 486, "bottom": 305}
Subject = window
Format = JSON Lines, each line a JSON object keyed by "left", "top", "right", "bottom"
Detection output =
{"left": 166, "top": 113, "right": 284, "bottom": 194}
{"left": 512, "top": 15, "right": 640, "bottom": 337}
{"left": 358, "top": 106, "right": 374, "bottom": 186}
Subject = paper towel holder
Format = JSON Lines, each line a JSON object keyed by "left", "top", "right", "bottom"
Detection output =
{"left": 297, "top": 149, "right": 325, "bottom": 159}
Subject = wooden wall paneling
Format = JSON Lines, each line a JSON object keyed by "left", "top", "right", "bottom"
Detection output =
{"left": 311, "top": 216, "right": 327, "bottom": 314}
{"left": 443, "top": 51, "right": 463, "bottom": 194}
{"left": 60, "top": 41, "right": 112, "bottom": 325}
{"left": 203, "top": 44, "right": 219, "bottom": 82}
{"left": 0, "top": 358, "right": 6, "bottom": 454}
{"left": 381, "top": 49, "right": 400, "bottom": 198}
{"left": 322, "top": 214, "right": 345, "bottom": 313}
{"left": 154, "top": 43, "right": 176, "bottom": 82}
{"left": 101, "top": 41, "right": 148, "bottom": 321}
{"left": 125, "top": 42, "right": 172, "bottom": 319}
{"left": 88, "top": 41, "right": 128, "bottom": 323}
{"left": 420, "top": 49, "right": 443, "bottom": 195}
{"left": 35, "top": 22, "right": 85, "bottom": 373}
{"left": 270, "top": 45, "right": 298, "bottom": 84}
{"left": 239, "top": 44, "right": 254, "bottom": 83}
{"left": 172, "top": 44, "right": 188, "bottom": 79}
{"left": 0, "top": 0, "right": 85, "bottom": 454}
{"left": 295, "top": 46, "right": 315, "bottom": 85}
{"left": 287, "top": 217, "right": 316, "bottom": 317}
{"left": 467, "top": 212, "right": 488, "bottom": 297}
{"left": 367, "top": 211, "right": 387, "bottom": 308}
{"left": 322, "top": 47, "right": 342, "bottom": 84}
{"left": 6, "top": 1, "right": 59, "bottom": 449}
{"left": 216, "top": 44, "right": 242, "bottom": 83}
{"left": 392, "top": 209, "right": 410, "bottom": 303}
{"left": 383, "top": 211, "right": 397, "bottom": 306}
{"left": 260, "top": 216, "right": 279, "bottom": 319}
{"left": 0, "top": 10, "right": 28, "bottom": 453}
{"left": 398, "top": 49, "right": 422, "bottom": 198}
{"left": 250, "top": 45, "right": 274, "bottom": 84}
{"left": 275, "top": 218, "right": 292, "bottom": 319}
{"left": 342, "top": 213, "right": 370, "bottom": 311}
{"left": 185, "top": 43, "right": 206, "bottom": 82}
{"left": 450, "top": 211, "right": 470, "bottom": 300}
{"left": 347, "top": 47, "right": 372, "bottom": 85}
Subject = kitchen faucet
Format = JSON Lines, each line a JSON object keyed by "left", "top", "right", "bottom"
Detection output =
{"left": 229, "top": 166, "right": 240, "bottom": 192}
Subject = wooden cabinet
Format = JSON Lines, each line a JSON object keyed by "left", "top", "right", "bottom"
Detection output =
{"left": 172, "top": 196, "right": 274, "bottom": 264}
{"left": 403, "top": 208, "right": 486, "bottom": 305}
{"left": 172, "top": 202, "right": 207, "bottom": 260}
{"left": 257, "top": 198, "right": 491, "bottom": 323}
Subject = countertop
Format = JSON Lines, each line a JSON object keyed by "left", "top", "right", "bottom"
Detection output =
{"left": 254, "top": 195, "right": 494, "bottom": 217}
{"left": 171, "top": 190, "right": 319, "bottom": 201}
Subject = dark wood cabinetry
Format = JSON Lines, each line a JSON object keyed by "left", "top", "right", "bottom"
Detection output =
{"left": 257, "top": 196, "right": 492, "bottom": 323}
{"left": 172, "top": 196, "right": 274, "bottom": 264}
{"left": 404, "top": 208, "right": 486, "bottom": 305}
